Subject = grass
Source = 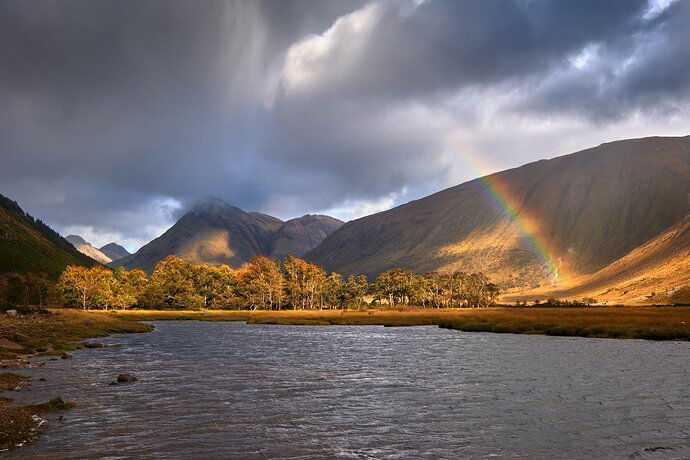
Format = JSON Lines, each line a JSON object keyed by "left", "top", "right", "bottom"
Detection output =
{"left": 0, "top": 373, "right": 29, "bottom": 391}
{"left": 106, "top": 306, "right": 690, "bottom": 340}
{"left": 0, "top": 309, "right": 154, "bottom": 359}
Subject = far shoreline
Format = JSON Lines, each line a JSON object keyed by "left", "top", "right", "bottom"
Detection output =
{"left": 107, "top": 306, "right": 690, "bottom": 341}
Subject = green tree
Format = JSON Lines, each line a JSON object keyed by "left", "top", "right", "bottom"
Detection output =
{"left": 208, "top": 265, "right": 242, "bottom": 309}
{"left": 110, "top": 267, "right": 148, "bottom": 309}
{"left": 322, "top": 272, "right": 344, "bottom": 309}
{"left": 342, "top": 275, "right": 369, "bottom": 308}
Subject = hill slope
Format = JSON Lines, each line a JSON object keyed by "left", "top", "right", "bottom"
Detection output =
{"left": 508, "top": 214, "right": 690, "bottom": 304}
{"left": 65, "top": 235, "right": 112, "bottom": 264}
{"left": 305, "top": 136, "right": 690, "bottom": 288}
{"left": 99, "top": 243, "right": 130, "bottom": 261}
{"left": 0, "top": 194, "right": 96, "bottom": 278}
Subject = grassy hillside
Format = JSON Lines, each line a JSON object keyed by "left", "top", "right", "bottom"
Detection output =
{"left": 306, "top": 136, "right": 690, "bottom": 289}
{"left": 0, "top": 194, "right": 96, "bottom": 279}
{"left": 506, "top": 214, "right": 690, "bottom": 305}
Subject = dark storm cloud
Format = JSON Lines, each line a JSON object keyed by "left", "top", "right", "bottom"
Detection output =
{"left": 276, "top": 0, "right": 649, "bottom": 99}
{"left": 0, "top": 0, "right": 688, "bottom": 249}
{"left": 516, "top": 0, "right": 690, "bottom": 119}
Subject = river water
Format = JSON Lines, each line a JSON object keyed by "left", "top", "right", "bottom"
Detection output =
{"left": 5, "top": 321, "right": 690, "bottom": 459}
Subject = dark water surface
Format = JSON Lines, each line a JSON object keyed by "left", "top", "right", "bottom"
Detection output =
{"left": 5, "top": 321, "right": 690, "bottom": 459}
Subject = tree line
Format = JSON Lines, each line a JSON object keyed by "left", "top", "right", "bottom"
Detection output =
{"left": 7, "top": 255, "right": 500, "bottom": 310}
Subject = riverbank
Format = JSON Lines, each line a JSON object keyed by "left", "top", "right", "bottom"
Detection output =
{"left": 0, "top": 310, "right": 152, "bottom": 451}
{"left": 0, "top": 309, "right": 154, "bottom": 360}
{"left": 1, "top": 373, "right": 74, "bottom": 452}
{"left": 108, "top": 306, "right": 690, "bottom": 340}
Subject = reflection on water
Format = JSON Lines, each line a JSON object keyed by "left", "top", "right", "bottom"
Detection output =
{"left": 5, "top": 322, "right": 690, "bottom": 459}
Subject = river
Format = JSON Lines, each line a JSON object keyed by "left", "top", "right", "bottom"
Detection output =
{"left": 5, "top": 321, "right": 690, "bottom": 459}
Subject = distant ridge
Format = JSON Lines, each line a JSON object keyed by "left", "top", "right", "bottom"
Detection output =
{"left": 269, "top": 214, "right": 344, "bottom": 261}
{"left": 66, "top": 235, "right": 112, "bottom": 264}
{"left": 113, "top": 197, "right": 343, "bottom": 273}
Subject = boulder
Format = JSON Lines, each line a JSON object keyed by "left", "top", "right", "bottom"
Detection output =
{"left": 5, "top": 310, "right": 17, "bottom": 316}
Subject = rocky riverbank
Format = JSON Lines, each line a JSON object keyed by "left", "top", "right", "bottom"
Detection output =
{"left": 0, "top": 310, "right": 153, "bottom": 451}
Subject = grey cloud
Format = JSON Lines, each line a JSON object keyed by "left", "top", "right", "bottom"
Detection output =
{"left": 277, "top": 0, "right": 649, "bottom": 100}
{"left": 515, "top": 0, "right": 690, "bottom": 120}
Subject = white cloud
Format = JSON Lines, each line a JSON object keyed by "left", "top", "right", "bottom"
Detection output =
{"left": 280, "top": 2, "right": 383, "bottom": 97}
{"left": 321, "top": 190, "right": 402, "bottom": 221}
{"left": 643, "top": 0, "right": 680, "bottom": 20}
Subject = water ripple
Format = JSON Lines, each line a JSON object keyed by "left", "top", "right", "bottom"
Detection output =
{"left": 5, "top": 322, "right": 690, "bottom": 459}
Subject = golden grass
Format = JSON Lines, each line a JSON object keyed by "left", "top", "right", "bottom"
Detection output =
{"left": 0, "top": 309, "right": 153, "bottom": 359}
{"left": 105, "top": 307, "right": 690, "bottom": 340}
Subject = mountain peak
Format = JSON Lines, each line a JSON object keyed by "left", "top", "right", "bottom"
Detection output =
{"left": 114, "top": 200, "right": 342, "bottom": 272}
{"left": 99, "top": 242, "right": 130, "bottom": 261}
{"left": 188, "top": 196, "right": 241, "bottom": 215}
{"left": 65, "top": 235, "right": 87, "bottom": 246}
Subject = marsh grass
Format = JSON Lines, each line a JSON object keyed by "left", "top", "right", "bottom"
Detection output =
{"left": 106, "top": 307, "right": 690, "bottom": 340}
{"left": 0, "top": 373, "right": 28, "bottom": 391}
{"left": 0, "top": 309, "right": 154, "bottom": 359}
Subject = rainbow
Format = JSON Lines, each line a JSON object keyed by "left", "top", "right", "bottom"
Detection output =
{"left": 452, "top": 149, "right": 564, "bottom": 285}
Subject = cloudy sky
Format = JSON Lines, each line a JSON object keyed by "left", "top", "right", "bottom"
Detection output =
{"left": 1, "top": 0, "right": 689, "bottom": 251}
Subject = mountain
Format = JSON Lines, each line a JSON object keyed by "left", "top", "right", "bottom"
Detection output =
{"left": 99, "top": 242, "right": 130, "bottom": 261}
{"left": 65, "top": 235, "right": 112, "bottom": 264}
{"left": 0, "top": 194, "right": 96, "bottom": 278}
{"left": 115, "top": 197, "right": 342, "bottom": 273}
{"left": 509, "top": 214, "right": 690, "bottom": 305}
{"left": 305, "top": 136, "right": 690, "bottom": 290}
{"left": 269, "top": 215, "right": 343, "bottom": 260}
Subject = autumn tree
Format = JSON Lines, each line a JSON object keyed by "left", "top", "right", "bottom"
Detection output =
{"left": 282, "top": 255, "right": 326, "bottom": 309}
{"left": 110, "top": 267, "right": 148, "bottom": 309}
{"left": 58, "top": 265, "right": 114, "bottom": 309}
{"left": 239, "top": 255, "right": 284, "bottom": 309}
{"left": 143, "top": 256, "right": 204, "bottom": 308}
{"left": 373, "top": 268, "right": 417, "bottom": 305}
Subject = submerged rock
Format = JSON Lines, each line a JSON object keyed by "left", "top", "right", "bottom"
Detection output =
{"left": 116, "top": 373, "right": 137, "bottom": 383}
